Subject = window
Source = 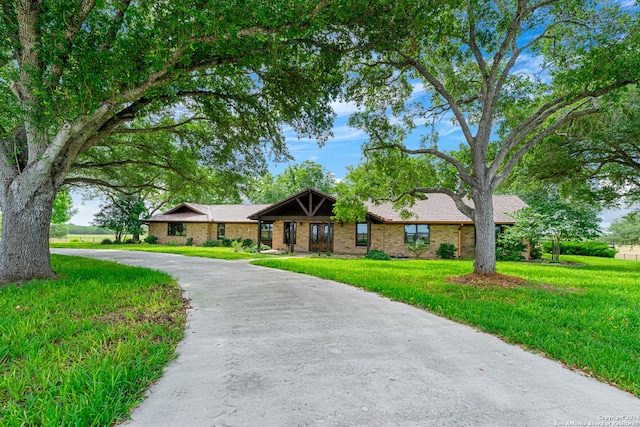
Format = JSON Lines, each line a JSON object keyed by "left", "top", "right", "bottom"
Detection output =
{"left": 168, "top": 222, "right": 187, "bottom": 236}
{"left": 261, "top": 223, "right": 273, "bottom": 241}
{"left": 217, "top": 223, "right": 225, "bottom": 239}
{"left": 284, "top": 222, "right": 297, "bottom": 244}
{"left": 356, "top": 223, "right": 368, "bottom": 246}
{"left": 404, "top": 224, "right": 430, "bottom": 243}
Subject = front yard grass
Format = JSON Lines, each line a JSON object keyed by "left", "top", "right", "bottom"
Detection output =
{"left": 50, "top": 241, "right": 272, "bottom": 260}
{"left": 0, "top": 255, "right": 188, "bottom": 426}
{"left": 251, "top": 255, "right": 640, "bottom": 397}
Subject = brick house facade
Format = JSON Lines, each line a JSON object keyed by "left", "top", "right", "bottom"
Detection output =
{"left": 146, "top": 188, "right": 527, "bottom": 259}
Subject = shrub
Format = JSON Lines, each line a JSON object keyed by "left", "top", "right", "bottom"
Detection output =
{"left": 529, "top": 242, "right": 542, "bottom": 260}
{"left": 144, "top": 235, "right": 158, "bottom": 244}
{"left": 407, "top": 239, "right": 430, "bottom": 259}
{"left": 244, "top": 243, "right": 271, "bottom": 253}
{"left": 541, "top": 241, "right": 616, "bottom": 258}
{"left": 436, "top": 243, "right": 457, "bottom": 259}
{"left": 221, "top": 238, "right": 232, "bottom": 247}
{"left": 365, "top": 249, "right": 391, "bottom": 260}
{"left": 101, "top": 238, "right": 113, "bottom": 245}
{"left": 186, "top": 237, "right": 194, "bottom": 246}
{"left": 242, "top": 238, "right": 254, "bottom": 248}
{"left": 496, "top": 235, "right": 526, "bottom": 261}
{"left": 70, "top": 238, "right": 82, "bottom": 243}
{"left": 231, "top": 240, "right": 244, "bottom": 252}
{"left": 123, "top": 238, "right": 136, "bottom": 244}
{"left": 202, "top": 240, "right": 219, "bottom": 247}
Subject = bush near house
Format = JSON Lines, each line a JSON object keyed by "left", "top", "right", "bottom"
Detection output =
{"left": 436, "top": 243, "right": 457, "bottom": 259}
{"left": 365, "top": 249, "right": 391, "bottom": 260}
{"left": 542, "top": 241, "right": 616, "bottom": 258}
{"left": 144, "top": 235, "right": 158, "bottom": 244}
{"left": 202, "top": 240, "right": 220, "bottom": 247}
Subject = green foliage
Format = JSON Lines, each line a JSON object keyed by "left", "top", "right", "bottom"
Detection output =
{"left": 247, "top": 161, "right": 336, "bottom": 203}
{"left": 51, "top": 189, "right": 77, "bottom": 224}
{"left": 365, "top": 249, "right": 391, "bottom": 260}
{"left": 406, "top": 239, "right": 430, "bottom": 259}
{"left": 220, "top": 238, "right": 233, "bottom": 247}
{"left": 49, "top": 224, "right": 68, "bottom": 239}
{"left": 144, "top": 235, "right": 158, "bottom": 244}
{"left": 604, "top": 211, "right": 640, "bottom": 246}
{"left": 202, "top": 240, "right": 220, "bottom": 247}
{"left": 185, "top": 237, "right": 194, "bottom": 247}
{"left": 242, "top": 238, "right": 254, "bottom": 248}
{"left": 505, "top": 190, "right": 601, "bottom": 263}
{"left": 503, "top": 86, "right": 640, "bottom": 205}
{"left": 251, "top": 255, "right": 640, "bottom": 397}
{"left": 244, "top": 243, "right": 271, "bottom": 253}
{"left": 496, "top": 234, "right": 526, "bottom": 261}
{"left": 231, "top": 240, "right": 244, "bottom": 252}
{"left": 435, "top": 243, "right": 457, "bottom": 260}
{"left": 542, "top": 241, "right": 617, "bottom": 258}
{"left": 101, "top": 238, "right": 113, "bottom": 245}
{"left": 92, "top": 195, "right": 147, "bottom": 243}
{"left": 0, "top": 256, "right": 186, "bottom": 425}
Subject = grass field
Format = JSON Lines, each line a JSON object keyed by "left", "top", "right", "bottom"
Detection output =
{"left": 0, "top": 255, "right": 187, "bottom": 426}
{"left": 49, "top": 234, "right": 117, "bottom": 243}
{"left": 251, "top": 255, "right": 640, "bottom": 397}
{"left": 50, "top": 241, "right": 273, "bottom": 260}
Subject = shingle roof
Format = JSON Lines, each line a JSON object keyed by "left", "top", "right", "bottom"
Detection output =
{"left": 147, "top": 202, "right": 270, "bottom": 223}
{"left": 365, "top": 194, "right": 527, "bottom": 224}
{"left": 147, "top": 193, "right": 526, "bottom": 224}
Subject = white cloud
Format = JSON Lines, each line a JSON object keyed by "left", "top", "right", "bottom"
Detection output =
{"left": 330, "top": 100, "right": 361, "bottom": 116}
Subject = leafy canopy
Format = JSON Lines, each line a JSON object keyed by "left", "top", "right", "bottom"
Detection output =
{"left": 247, "top": 161, "right": 336, "bottom": 204}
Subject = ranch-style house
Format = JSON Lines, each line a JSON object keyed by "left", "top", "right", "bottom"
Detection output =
{"left": 146, "top": 188, "right": 527, "bottom": 259}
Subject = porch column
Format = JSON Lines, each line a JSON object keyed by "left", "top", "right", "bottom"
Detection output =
{"left": 367, "top": 219, "right": 372, "bottom": 252}
{"left": 257, "top": 219, "right": 262, "bottom": 253}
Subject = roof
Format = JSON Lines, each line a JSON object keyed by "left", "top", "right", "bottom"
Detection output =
{"left": 147, "top": 192, "right": 526, "bottom": 225}
{"left": 147, "top": 202, "right": 270, "bottom": 223}
{"left": 366, "top": 194, "right": 527, "bottom": 224}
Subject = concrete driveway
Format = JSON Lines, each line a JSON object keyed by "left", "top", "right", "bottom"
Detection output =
{"left": 52, "top": 249, "right": 640, "bottom": 426}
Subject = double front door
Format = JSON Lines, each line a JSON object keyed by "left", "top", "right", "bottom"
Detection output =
{"left": 309, "top": 223, "right": 333, "bottom": 252}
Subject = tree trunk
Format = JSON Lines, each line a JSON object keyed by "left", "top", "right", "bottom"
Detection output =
{"left": 552, "top": 237, "right": 561, "bottom": 263}
{"left": 0, "top": 183, "right": 58, "bottom": 283}
{"left": 472, "top": 189, "right": 497, "bottom": 274}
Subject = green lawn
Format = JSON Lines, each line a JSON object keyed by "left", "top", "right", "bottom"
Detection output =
{"left": 251, "top": 256, "right": 640, "bottom": 397}
{"left": 50, "top": 242, "right": 273, "bottom": 260}
{"left": 0, "top": 255, "right": 187, "bottom": 426}
{"left": 49, "top": 234, "right": 117, "bottom": 243}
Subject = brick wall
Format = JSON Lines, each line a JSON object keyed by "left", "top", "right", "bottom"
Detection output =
{"left": 148, "top": 222, "right": 258, "bottom": 246}
{"left": 333, "top": 223, "right": 473, "bottom": 259}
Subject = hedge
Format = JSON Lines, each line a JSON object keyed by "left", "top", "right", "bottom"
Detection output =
{"left": 542, "top": 241, "right": 616, "bottom": 258}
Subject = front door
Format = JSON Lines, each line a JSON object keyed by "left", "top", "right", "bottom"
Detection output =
{"left": 309, "top": 223, "right": 333, "bottom": 252}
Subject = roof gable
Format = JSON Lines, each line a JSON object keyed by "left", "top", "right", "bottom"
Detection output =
{"left": 249, "top": 188, "right": 336, "bottom": 220}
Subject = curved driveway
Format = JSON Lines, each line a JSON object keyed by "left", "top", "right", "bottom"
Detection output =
{"left": 53, "top": 249, "right": 640, "bottom": 426}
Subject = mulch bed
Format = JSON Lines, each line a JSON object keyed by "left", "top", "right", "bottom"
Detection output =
{"left": 447, "top": 273, "right": 537, "bottom": 289}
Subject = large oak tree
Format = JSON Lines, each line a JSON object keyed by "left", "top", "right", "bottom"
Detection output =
{"left": 0, "top": 0, "right": 385, "bottom": 283}
{"left": 337, "top": 0, "right": 639, "bottom": 274}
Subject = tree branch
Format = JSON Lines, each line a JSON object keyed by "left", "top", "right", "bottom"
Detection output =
{"left": 63, "top": 177, "right": 170, "bottom": 194}
{"left": 493, "top": 105, "right": 599, "bottom": 188}
{"left": 47, "top": 0, "right": 96, "bottom": 85}
{"left": 365, "top": 142, "right": 475, "bottom": 186}
{"left": 114, "top": 116, "right": 206, "bottom": 134}
{"left": 398, "top": 52, "right": 476, "bottom": 145}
